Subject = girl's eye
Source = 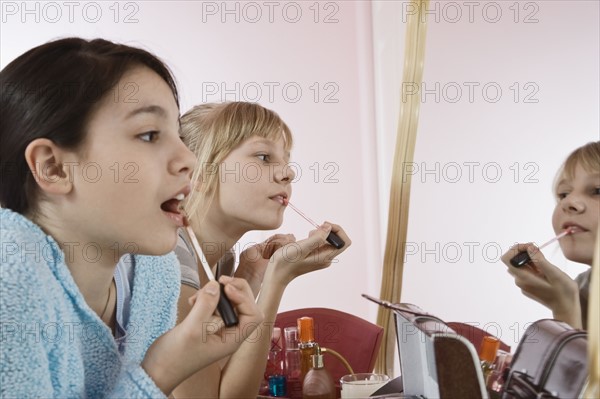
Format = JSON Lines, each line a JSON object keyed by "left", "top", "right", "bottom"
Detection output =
{"left": 257, "top": 154, "right": 269, "bottom": 162}
{"left": 139, "top": 131, "right": 159, "bottom": 143}
{"left": 593, "top": 187, "right": 600, "bottom": 196}
{"left": 557, "top": 192, "right": 568, "bottom": 200}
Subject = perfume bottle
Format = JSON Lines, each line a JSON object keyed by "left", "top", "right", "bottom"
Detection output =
{"left": 266, "top": 327, "right": 286, "bottom": 397}
{"left": 302, "top": 346, "right": 335, "bottom": 399}
{"left": 298, "top": 317, "right": 318, "bottom": 381}
{"left": 487, "top": 350, "right": 513, "bottom": 399}
{"left": 284, "top": 326, "right": 303, "bottom": 399}
{"left": 479, "top": 336, "right": 500, "bottom": 385}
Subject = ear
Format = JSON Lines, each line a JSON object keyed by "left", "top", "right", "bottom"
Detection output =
{"left": 24, "top": 138, "right": 75, "bottom": 196}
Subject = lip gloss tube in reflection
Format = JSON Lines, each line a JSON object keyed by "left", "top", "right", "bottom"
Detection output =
{"left": 509, "top": 228, "right": 573, "bottom": 268}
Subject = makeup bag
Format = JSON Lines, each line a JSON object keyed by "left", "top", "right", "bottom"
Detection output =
{"left": 502, "top": 319, "right": 588, "bottom": 399}
{"left": 363, "top": 295, "right": 489, "bottom": 399}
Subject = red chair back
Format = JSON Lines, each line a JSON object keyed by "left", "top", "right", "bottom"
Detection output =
{"left": 275, "top": 307, "right": 384, "bottom": 386}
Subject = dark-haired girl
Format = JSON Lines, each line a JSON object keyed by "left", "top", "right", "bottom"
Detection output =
{"left": 0, "top": 38, "right": 262, "bottom": 398}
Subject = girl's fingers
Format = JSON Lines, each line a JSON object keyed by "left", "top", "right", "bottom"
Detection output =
{"left": 299, "top": 224, "right": 331, "bottom": 248}
{"left": 524, "top": 246, "right": 565, "bottom": 281}
{"left": 218, "top": 276, "right": 263, "bottom": 321}
{"left": 277, "top": 222, "right": 352, "bottom": 265}
{"left": 186, "top": 281, "right": 221, "bottom": 325}
{"left": 218, "top": 275, "right": 253, "bottom": 295}
{"left": 325, "top": 222, "right": 352, "bottom": 248}
{"left": 187, "top": 292, "right": 199, "bottom": 306}
{"left": 501, "top": 242, "right": 536, "bottom": 266}
{"left": 263, "top": 234, "right": 295, "bottom": 258}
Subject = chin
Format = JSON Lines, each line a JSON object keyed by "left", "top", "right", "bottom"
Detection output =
{"left": 140, "top": 236, "right": 178, "bottom": 256}
{"left": 252, "top": 216, "right": 283, "bottom": 231}
{"left": 563, "top": 251, "right": 593, "bottom": 266}
{"left": 254, "top": 223, "right": 282, "bottom": 231}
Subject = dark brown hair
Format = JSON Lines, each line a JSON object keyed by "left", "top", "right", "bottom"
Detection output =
{"left": 0, "top": 37, "right": 179, "bottom": 214}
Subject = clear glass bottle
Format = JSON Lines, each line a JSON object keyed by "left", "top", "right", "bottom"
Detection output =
{"left": 487, "top": 350, "right": 513, "bottom": 398}
{"left": 267, "top": 327, "right": 286, "bottom": 397}
{"left": 284, "top": 326, "right": 303, "bottom": 399}
{"left": 302, "top": 346, "right": 335, "bottom": 399}
{"left": 298, "top": 317, "right": 318, "bottom": 381}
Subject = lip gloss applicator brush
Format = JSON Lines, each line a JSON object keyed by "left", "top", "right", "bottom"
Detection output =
{"left": 182, "top": 216, "right": 239, "bottom": 327}
{"left": 509, "top": 228, "right": 573, "bottom": 268}
{"left": 284, "top": 200, "right": 345, "bottom": 249}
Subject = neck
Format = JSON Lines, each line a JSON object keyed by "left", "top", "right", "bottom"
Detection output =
{"left": 194, "top": 216, "right": 245, "bottom": 267}
{"left": 28, "top": 209, "right": 117, "bottom": 315}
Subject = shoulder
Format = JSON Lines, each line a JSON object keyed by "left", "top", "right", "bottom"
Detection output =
{"left": 174, "top": 231, "right": 201, "bottom": 289}
{"left": 132, "top": 252, "right": 181, "bottom": 289}
{"left": 575, "top": 269, "right": 591, "bottom": 288}
{"left": 124, "top": 252, "right": 181, "bottom": 357}
{"left": 1, "top": 208, "right": 51, "bottom": 248}
{"left": 131, "top": 252, "right": 181, "bottom": 312}
{"left": 0, "top": 209, "right": 67, "bottom": 332}
{"left": 1, "top": 209, "right": 61, "bottom": 298}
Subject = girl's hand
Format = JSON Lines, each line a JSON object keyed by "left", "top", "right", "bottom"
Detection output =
{"left": 501, "top": 243, "right": 582, "bottom": 328}
{"left": 269, "top": 222, "right": 352, "bottom": 286}
{"left": 235, "top": 234, "right": 296, "bottom": 296}
{"left": 142, "top": 278, "right": 264, "bottom": 395}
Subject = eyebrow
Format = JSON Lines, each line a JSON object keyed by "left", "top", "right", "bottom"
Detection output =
{"left": 586, "top": 175, "right": 600, "bottom": 183}
{"left": 125, "top": 105, "right": 167, "bottom": 119}
{"left": 250, "top": 138, "right": 275, "bottom": 147}
{"left": 249, "top": 138, "right": 291, "bottom": 158}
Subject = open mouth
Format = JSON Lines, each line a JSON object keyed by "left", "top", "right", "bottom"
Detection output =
{"left": 161, "top": 193, "right": 185, "bottom": 225}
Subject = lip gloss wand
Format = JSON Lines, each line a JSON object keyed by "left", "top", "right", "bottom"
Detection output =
{"left": 183, "top": 216, "right": 239, "bottom": 327}
{"left": 509, "top": 228, "right": 573, "bottom": 268}
{"left": 284, "top": 200, "right": 345, "bottom": 249}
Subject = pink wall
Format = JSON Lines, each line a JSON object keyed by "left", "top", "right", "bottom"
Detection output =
{"left": 2, "top": 1, "right": 598, "bottom": 348}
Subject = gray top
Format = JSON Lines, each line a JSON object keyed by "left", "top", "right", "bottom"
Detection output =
{"left": 175, "top": 230, "right": 235, "bottom": 290}
{"left": 575, "top": 268, "right": 591, "bottom": 330}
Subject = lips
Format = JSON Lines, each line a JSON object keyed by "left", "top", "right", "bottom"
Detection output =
{"left": 562, "top": 223, "right": 588, "bottom": 234}
{"left": 269, "top": 194, "right": 288, "bottom": 205}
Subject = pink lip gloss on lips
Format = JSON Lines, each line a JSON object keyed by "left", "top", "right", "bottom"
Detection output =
{"left": 283, "top": 199, "right": 345, "bottom": 249}
{"left": 509, "top": 228, "right": 573, "bottom": 268}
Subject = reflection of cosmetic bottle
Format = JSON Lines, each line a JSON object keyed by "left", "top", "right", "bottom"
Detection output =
{"left": 298, "top": 317, "right": 318, "bottom": 381}
{"left": 284, "top": 327, "right": 303, "bottom": 399}
{"left": 302, "top": 346, "right": 335, "bottom": 399}
{"left": 487, "top": 350, "right": 512, "bottom": 399}
{"left": 479, "top": 336, "right": 500, "bottom": 384}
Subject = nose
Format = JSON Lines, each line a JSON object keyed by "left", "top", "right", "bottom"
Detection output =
{"left": 274, "top": 162, "right": 296, "bottom": 183}
{"left": 561, "top": 194, "right": 585, "bottom": 214}
{"left": 169, "top": 137, "right": 197, "bottom": 178}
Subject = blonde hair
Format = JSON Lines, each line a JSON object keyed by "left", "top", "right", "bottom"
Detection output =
{"left": 180, "top": 102, "right": 293, "bottom": 223}
{"left": 554, "top": 141, "right": 600, "bottom": 196}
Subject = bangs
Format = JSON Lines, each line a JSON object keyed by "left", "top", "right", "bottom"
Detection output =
{"left": 257, "top": 122, "right": 293, "bottom": 152}
{"left": 561, "top": 141, "right": 600, "bottom": 180}
{"left": 214, "top": 102, "right": 293, "bottom": 154}
{"left": 554, "top": 141, "right": 600, "bottom": 191}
